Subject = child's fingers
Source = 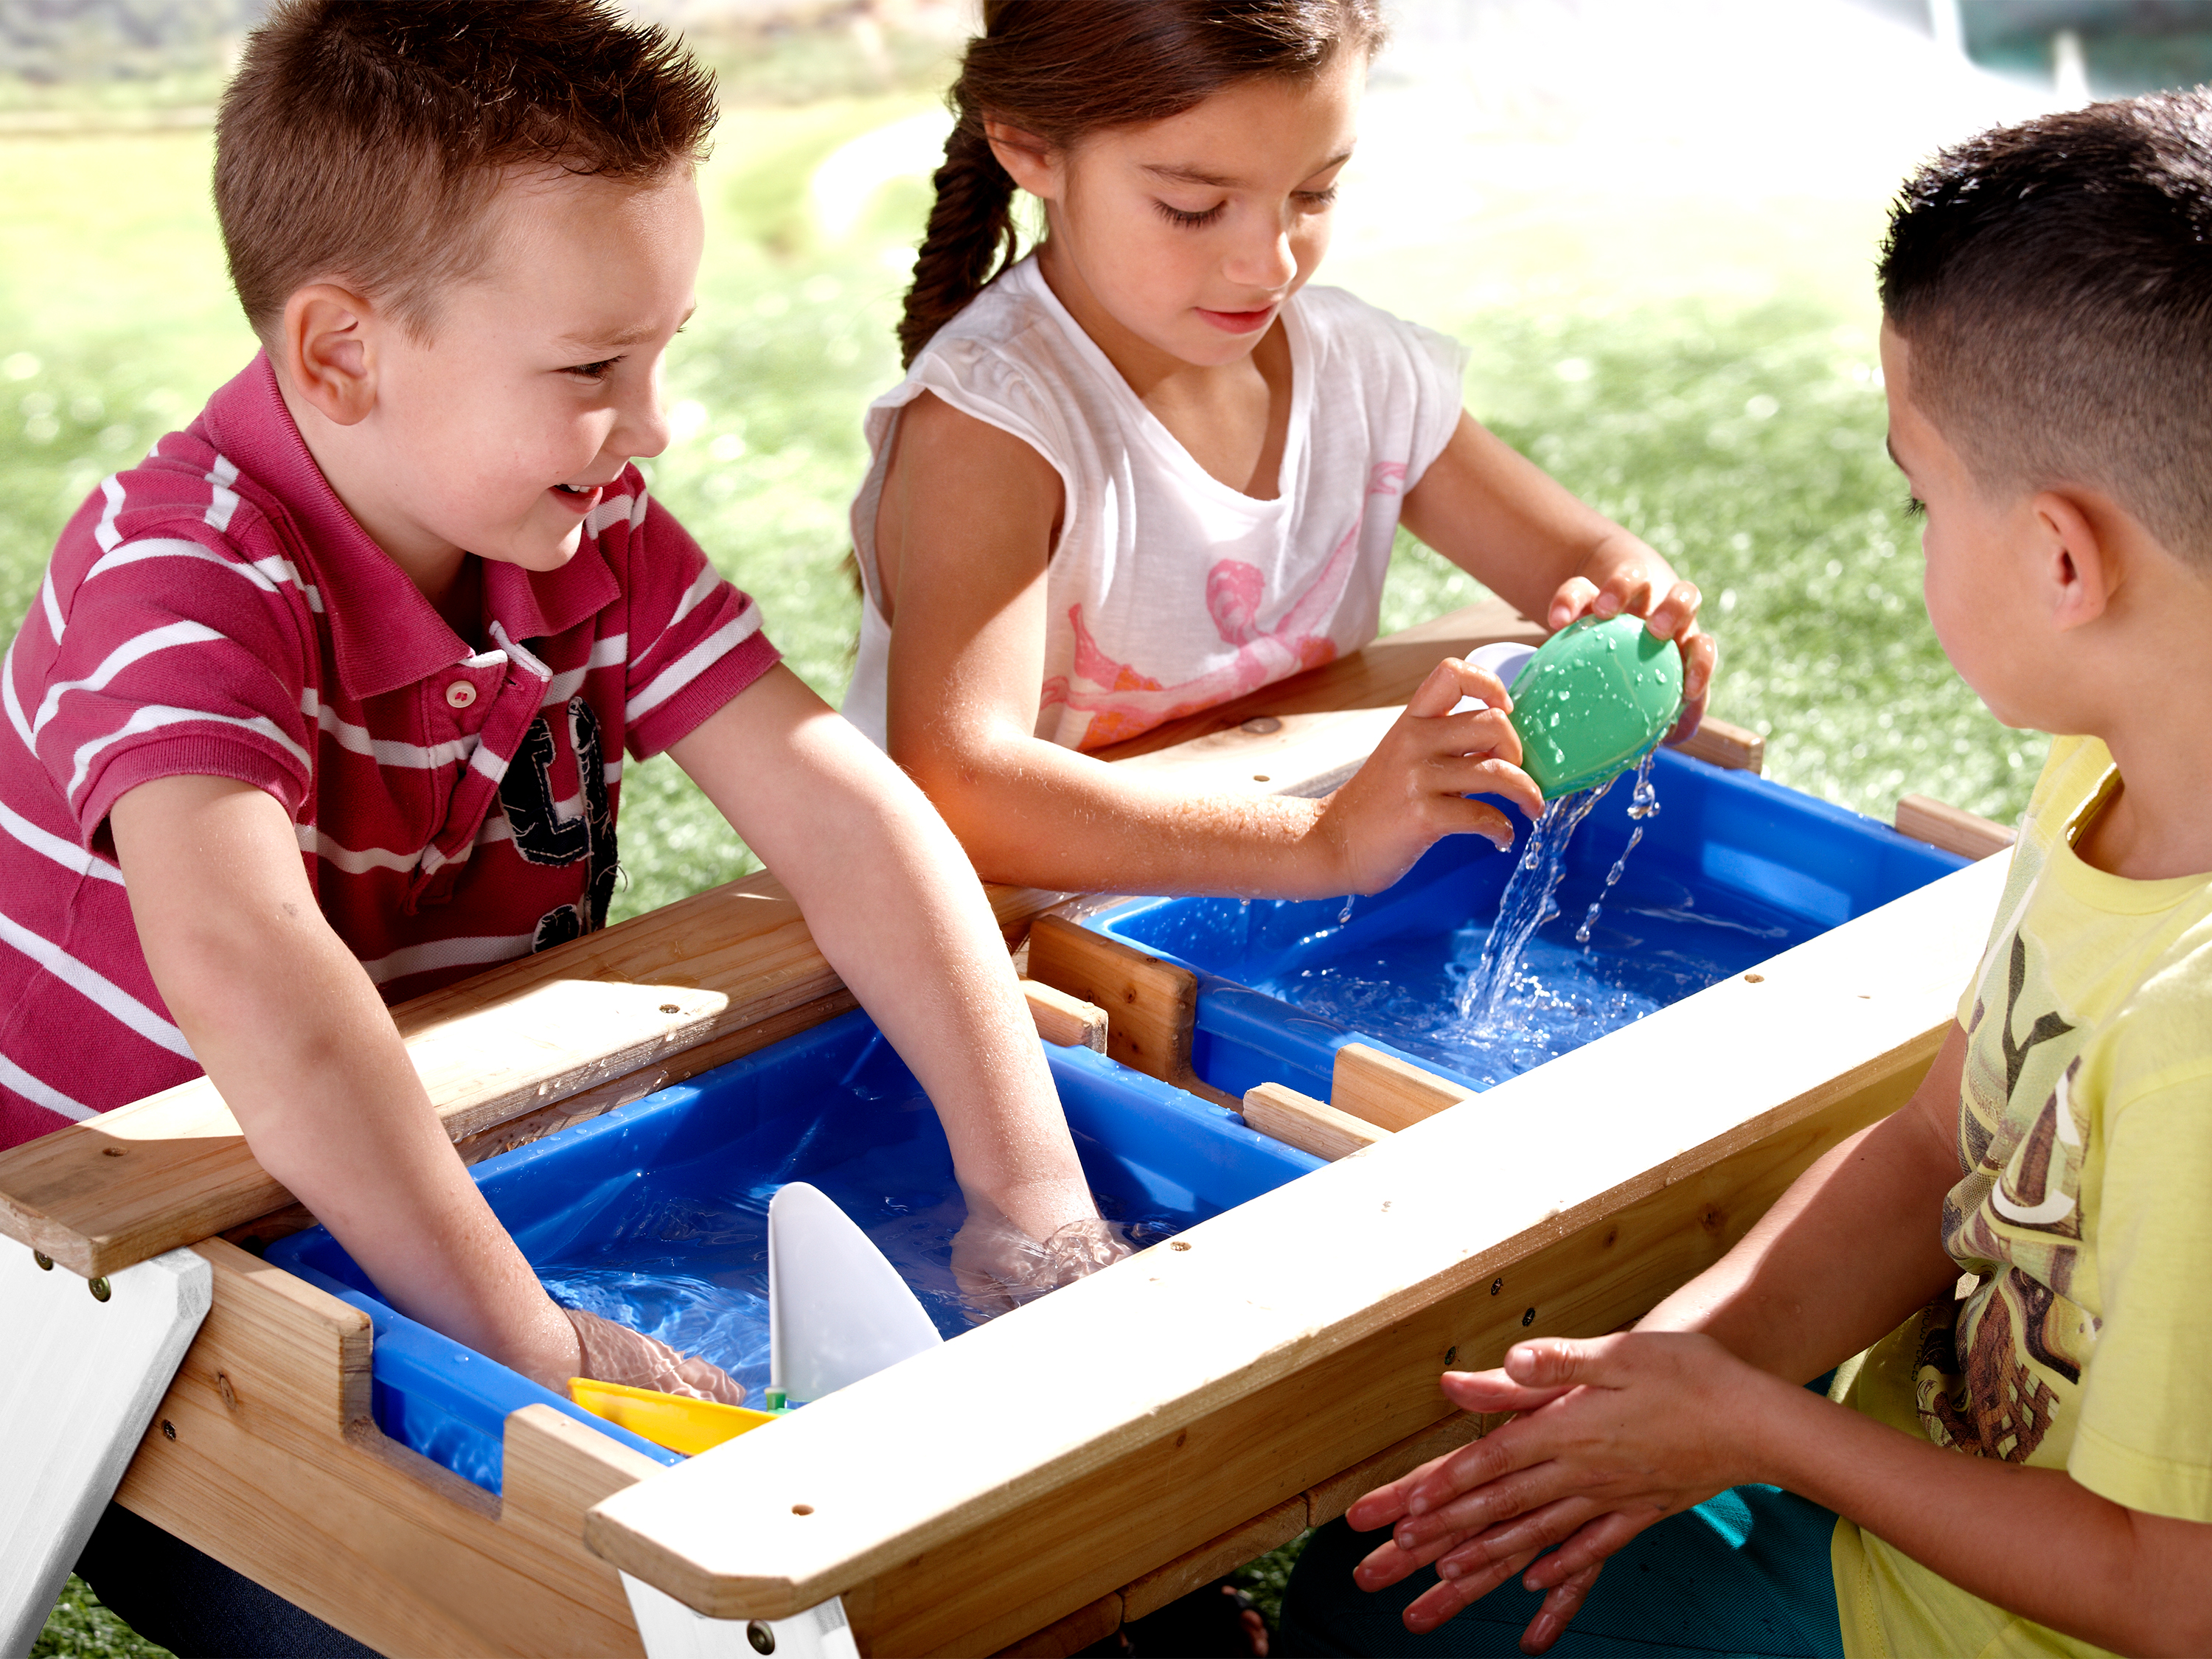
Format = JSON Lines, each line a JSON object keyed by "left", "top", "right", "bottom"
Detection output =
{"left": 1408, "top": 655, "right": 1514, "bottom": 718}
{"left": 1546, "top": 576, "right": 1599, "bottom": 630}
{"left": 1590, "top": 566, "right": 1655, "bottom": 623}
{"left": 1438, "top": 1366, "right": 1573, "bottom": 1414}
{"left": 1428, "top": 704, "right": 1523, "bottom": 765}
{"left": 1521, "top": 1507, "right": 1654, "bottom": 1589}
{"left": 1521, "top": 1561, "right": 1607, "bottom": 1655}
{"left": 1433, "top": 758, "right": 1545, "bottom": 824}
{"left": 1643, "top": 580, "right": 1703, "bottom": 640}
{"left": 1433, "top": 1495, "right": 1602, "bottom": 1582}
{"left": 1400, "top": 1545, "right": 1544, "bottom": 1636}
{"left": 1683, "top": 630, "right": 1717, "bottom": 705}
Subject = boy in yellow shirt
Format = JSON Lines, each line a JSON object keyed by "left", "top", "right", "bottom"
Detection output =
{"left": 1281, "top": 89, "right": 2212, "bottom": 1658}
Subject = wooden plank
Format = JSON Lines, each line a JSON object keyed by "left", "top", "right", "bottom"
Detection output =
{"left": 1021, "top": 981, "right": 1109, "bottom": 1053}
{"left": 1896, "top": 793, "right": 2017, "bottom": 862}
{"left": 1120, "top": 1495, "right": 1310, "bottom": 1622}
{"left": 1330, "top": 1043, "right": 1472, "bottom": 1132}
{"left": 581, "top": 858, "right": 2006, "bottom": 1642}
{"left": 1023, "top": 916, "right": 1234, "bottom": 1107}
{"left": 992, "top": 1593, "right": 1123, "bottom": 1659}
{"left": 1672, "top": 715, "right": 1762, "bottom": 774}
{"left": 1093, "top": 598, "right": 1545, "bottom": 762}
{"left": 1305, "top": 1413, "right": 1486, "bottom": 1528}
{"left": 1108, "top": 706, "right": 1402, "bottom": 801}
{"left": 114, "top": 1239, "right": 658, "bottom": 1659}
{"left": 0, "top": 879, "right": 1051, "bottom": 1279}
{"left": 1240, "top": 1082, "right": 1389, "bottom": 1161}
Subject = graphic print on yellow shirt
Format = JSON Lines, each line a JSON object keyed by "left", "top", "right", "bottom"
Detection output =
{"left": 1919, "top": 915, "right": 2096, "bottom": 1464}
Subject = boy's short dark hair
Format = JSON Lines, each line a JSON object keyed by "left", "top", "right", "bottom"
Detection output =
{"left": 1879, "top": 89, "right": 2212, "bottom": 563}
{"left": 216, "top": 0, "right": 717, "bottom": 341}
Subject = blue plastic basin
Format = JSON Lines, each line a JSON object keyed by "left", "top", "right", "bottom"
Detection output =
{"left": 1096, "top": 748, "right": 1968, "bottom": 1101}
{"left": 265, "top": 1010, "right": 1319, "bottom": 1493}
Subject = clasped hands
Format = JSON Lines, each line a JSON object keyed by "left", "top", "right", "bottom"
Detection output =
{"left": 1344, "top": 1332, "right": 1783, "bottom": 1653}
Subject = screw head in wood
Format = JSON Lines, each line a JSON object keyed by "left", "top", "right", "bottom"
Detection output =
{"left": 746, "top": 1621, "right": 774, "bottom": 1654}
{"left": 32, "top": 1251, "right": 52, "bottom": 1270}
{"left": 1444, "top": 1346, "right": 1457, "bottom": 1366}
{"left": 1521, "top": 1307, "right": 1536, "bottom": 1327}
{"left": 160, "top": 1420, "right": 175, "bottom": 1441}
{"left": 88, "top": 1276, "right": 111, "bottom": 1302}
{"left": 1490, "top": 1279, "right": 1503, "bottom": 1295}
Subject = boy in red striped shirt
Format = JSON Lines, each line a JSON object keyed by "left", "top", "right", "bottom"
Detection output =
{"left": 1, "top": 0, "right": 1109, "bottom": 1461}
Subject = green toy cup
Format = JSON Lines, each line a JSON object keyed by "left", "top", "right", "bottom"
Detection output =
{"left": 1504, "top": 615, "right": 1684, "bottom": 798}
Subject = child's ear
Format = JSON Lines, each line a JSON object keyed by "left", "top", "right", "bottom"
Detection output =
{"left": 983, "top": 119, "right": 1060, "bottom": 201}
{"left": 281, "top": 284, "right": 379, "bottom": 427}
{"left": 2032, "top": 488, "right": 2115, "bottom": 633}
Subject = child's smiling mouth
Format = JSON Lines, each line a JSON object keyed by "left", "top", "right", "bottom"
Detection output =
{"left": 550, "top": 481, "right": 604, "bottom": 512}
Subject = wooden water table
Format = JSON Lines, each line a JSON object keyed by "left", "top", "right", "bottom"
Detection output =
{"left": 0, "top": 599, "right": 2017, "bottom": 1659}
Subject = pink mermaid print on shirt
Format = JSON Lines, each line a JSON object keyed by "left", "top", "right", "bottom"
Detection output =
{"left": 1046, "top": 463, "right": 1408, "bottom": 751}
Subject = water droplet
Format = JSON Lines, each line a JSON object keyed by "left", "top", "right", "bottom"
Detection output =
{"left": 1338, "top": 898, "right": 1354, "bottom": 924}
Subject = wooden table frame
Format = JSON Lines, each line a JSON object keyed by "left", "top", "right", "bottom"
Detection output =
{"left": 0, "top": 599, "right": 2006, "bottom": 1656}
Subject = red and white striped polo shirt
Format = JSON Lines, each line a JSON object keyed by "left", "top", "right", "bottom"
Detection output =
{"left": 0, "top": 355, "right": 779, "bottom": 1147}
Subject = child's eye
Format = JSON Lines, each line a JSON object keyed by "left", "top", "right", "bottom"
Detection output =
{"left": 566, "top": 357, "right": 622, "bottom": 381}
{"left": 1155, "top": 200, "right": 1225, "bottom": 229}
{"left": 1904, "top": 493, "right": 1927, "bottom": 518}
{"left": 1294, "top": 187, "right": 1338, "bottom": 211}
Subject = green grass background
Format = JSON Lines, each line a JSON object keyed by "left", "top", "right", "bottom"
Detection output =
{"left": 8, "top": 46, "right": 2043, "bottom": 1658}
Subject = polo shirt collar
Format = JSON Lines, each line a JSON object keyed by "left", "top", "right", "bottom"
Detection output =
{"left": 198, "top": 353, "right": 620, "bottom": 699}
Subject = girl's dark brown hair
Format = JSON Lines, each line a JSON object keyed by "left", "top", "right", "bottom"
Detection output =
{"left": 897, "top": 0, "right": 1384, "bottom": 368}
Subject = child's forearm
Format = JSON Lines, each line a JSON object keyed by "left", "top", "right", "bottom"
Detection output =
{"left": 1638, "top": 1023, "right": 1969, "bottom": 1377}
{"left": 112, "top": 776, "right": 579, "bottom": 1389}
{"left": 674, "top": 669, "right": 1096, "bottom": 1240}
{"left": 1747, "top": 1377, "right": 2212, "bottom": 1656}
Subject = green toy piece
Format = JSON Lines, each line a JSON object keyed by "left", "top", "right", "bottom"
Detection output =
{"left": 1505, "top": 614, "right": 1684, "bottom": 798}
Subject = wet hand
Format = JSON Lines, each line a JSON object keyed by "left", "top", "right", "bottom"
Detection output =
{"left": 1314, "top": 657, "right": 1547, "bottom": 894}
{"left": 952, "top": 1198, "right": 1133, "bottom": 1320}
{"left": 562, "top": 1304, "right": 748, "bottom": 1406}
{"left": 1343, "top": 1333, "right": 1765, "bottom": 1641}
{"left": 1547, "top": 562, "right": 1717, "bottom": 734}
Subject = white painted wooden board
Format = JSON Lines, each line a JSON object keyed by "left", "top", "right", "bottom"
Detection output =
{"left": 623, "top": 1575, "right": 855, "bottom": 1659}
{"left": 0, "top": 1239, "right": 211, "bottom": 1659}
{"left": 585, "top": 856, "right": 2010, "bottom": 1619}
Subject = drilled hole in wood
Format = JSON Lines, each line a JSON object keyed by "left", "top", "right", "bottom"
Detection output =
{"left": 1170, "top": 1240, "right": 1192, "bottom": 1251}
{"left": 101, "top": 1147, "right": 125, "bottom": 1157}
{"left": 1743, "top": 973, "right": 1764, "bottom": 984}
{"left": 1252, "top": 774, "right": 1270, "bottom": 783}
{"left": 790, "top": 1503, "right": 814, "bottom": 1516}
{"left": 1240, "top": 716, "right": 1282, "bottom": 735}
{"left": 658, "top": 1004, "right": 681, "bottom": 1015}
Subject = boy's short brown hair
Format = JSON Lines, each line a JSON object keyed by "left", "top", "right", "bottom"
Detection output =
{"left": 1878, "top": 90, "right": 2212, "bottom": 565}
{"left": 216, "top": 0, "right": 717, "bottom": 341}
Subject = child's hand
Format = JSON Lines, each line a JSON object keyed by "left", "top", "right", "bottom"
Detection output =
{"left": 1312, "top": 657, "right": 1547, "bottom": 894}
{"left": 1343, "top": 1332, "right": 1775, "bottom": 1645}
{"left": 562, "top": 1305, "right": 748, "bottom": 1406}
{"left": 953, "top": 1197, "right": 1133, "bottom": 1319}
{"left": 1547, "top": 560, "right": 1717, "bottom": 735}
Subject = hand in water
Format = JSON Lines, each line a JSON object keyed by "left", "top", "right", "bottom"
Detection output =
{"left": 1546, "top": 559, "right": 1717, "bottom": 737}
{"left": 951, "top": 1199, "right": 1134, "bottom": 1321}
{"left": 562, "top": 1304, "right": 748, "bottom": 1405}
{"left": 1313, "top": 658, "right": 1547, "bottom": 897}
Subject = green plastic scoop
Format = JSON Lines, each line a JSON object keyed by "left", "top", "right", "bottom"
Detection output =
{"left": 1504, "top": 615, "right": 1684, "bottom": 798}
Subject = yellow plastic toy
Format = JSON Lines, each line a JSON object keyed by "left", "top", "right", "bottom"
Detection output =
{"left": 566, "top": 1377, "right": 781, "bottom": 1456}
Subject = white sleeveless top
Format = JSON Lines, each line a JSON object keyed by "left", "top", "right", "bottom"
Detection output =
{"left": 843, "top": 255, "right": 1468, "bottom": 752}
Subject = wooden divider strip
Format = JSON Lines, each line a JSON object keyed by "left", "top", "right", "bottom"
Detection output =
{"left": 1241, "top": 1082, "right": 1388, "bottom": 1161}
{"left": 1330, "top": 1044, "right": 1473, "bottom": 1132}
{"left": 1021, "top": 982, "right": 1110, "bottom": 1053}
{"left": 1896, "top": 793, "right": 2017, "bottom": 862}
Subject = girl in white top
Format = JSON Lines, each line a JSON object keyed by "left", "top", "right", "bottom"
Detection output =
{"left": 847, "top": 0, "right": 1714, "bottom": 900}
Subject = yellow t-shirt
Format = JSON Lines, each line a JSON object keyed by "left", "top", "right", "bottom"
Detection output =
{"left": 1834, "top": 735, "right": 2212, "bottom": 1659}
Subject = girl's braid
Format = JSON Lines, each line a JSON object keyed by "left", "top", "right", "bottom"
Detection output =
{"left": 897, "top": 115, "right": 1019, "bottom": 369}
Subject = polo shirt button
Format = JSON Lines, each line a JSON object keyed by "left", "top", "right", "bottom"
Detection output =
{"left": 445, "top": 681, "right": 477, "bottom": 710}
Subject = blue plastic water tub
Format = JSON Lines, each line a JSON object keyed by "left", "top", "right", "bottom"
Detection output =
{"left": 265, "top": 1010, "right": 1320, "bottom": 1494}
{"left": 1095, "top": 747, "right": 1968, "bottom": 1101}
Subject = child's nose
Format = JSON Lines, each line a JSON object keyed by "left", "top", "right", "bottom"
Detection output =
{"left": 619, "top": 380, "right": 673, "bottom": 460}
{"left": 1224, "top": 220, "right": 1298, "bottom": 292}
